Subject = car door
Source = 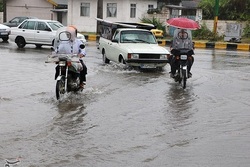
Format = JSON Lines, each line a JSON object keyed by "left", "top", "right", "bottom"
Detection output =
{"left": 107, "top": 31, "right": 122, "bottom": 63}
{"left": 19, "top": 20, "right": 36, "bottom": 43}
{"left": 34, "top": 21, "right": 54, "bottom": 44}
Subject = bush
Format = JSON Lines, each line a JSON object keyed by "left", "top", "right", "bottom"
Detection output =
{"left": 140, "top": 17, "right": 166, "bottom": 36}
{"left": 192, "top": 23, "right": 222, "bottom": 41}
{"left": 243, "top": 22, "right": 250, "bottom": 38}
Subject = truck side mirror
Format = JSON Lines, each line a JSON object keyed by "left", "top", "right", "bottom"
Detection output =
{"left": 111, "top": 39, "right": 118, "bottom": 43}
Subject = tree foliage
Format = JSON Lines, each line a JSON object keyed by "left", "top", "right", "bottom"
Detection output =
{"left": 140, "top": 17, "right": 166, "bottom": 35}
{"left": 0, "top": 0, "right": 3, "bottom": 12}
{"left": 199, "top": 0, "right": 250, "bottom": 21}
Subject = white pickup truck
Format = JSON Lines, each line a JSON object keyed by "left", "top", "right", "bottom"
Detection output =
{"left": 97, "top": 19, "right": 170, "bottom": 69}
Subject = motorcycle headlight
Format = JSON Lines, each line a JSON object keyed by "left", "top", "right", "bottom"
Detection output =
{"left": 58, "top": 61, "right": 66, "bottom": 66}
{"left": 131, "top": 53, "right": 139, "bottom": 59}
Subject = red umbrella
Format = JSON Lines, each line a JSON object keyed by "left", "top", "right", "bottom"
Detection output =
{"left": 166, "top": 17, "right": 200, "bottom": 30}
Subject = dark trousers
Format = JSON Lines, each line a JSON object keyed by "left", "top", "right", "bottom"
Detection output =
{"left": 80, "top": 60, "right": 87, "bottom": 83}
{"left": 169, "top": 49, "right": 194, "bottom": 75}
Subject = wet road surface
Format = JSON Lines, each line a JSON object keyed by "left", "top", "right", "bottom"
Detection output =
{"left": 1, "top": 41, "right": 250, "bottom": 167}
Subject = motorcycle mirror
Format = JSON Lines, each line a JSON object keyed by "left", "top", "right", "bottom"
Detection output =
{"left": 80, "top": 44, "right": 85, "bottom": 49}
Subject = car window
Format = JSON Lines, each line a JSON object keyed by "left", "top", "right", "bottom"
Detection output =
{"left": 19, "top": 17, "right": 27, "bottom": 23}
{"left": 48, "top": 21, "right": 64, "bottom": 31}
{"left": 121, "top": 30, "right": 157, "bottom": 44}
{"left": 10, "top": 17, "right": 26, "bottom": 23}
{"left": 10, "top": 17, "right": 20, "bottom": 23}
{"left": 113, "top": 31, "right": 120, "bottom": 41}
{"left": 21, "top": 21, "right": 36, "bottom": 30}
{"left": 37, "top": 22, "right": 49, "bottom": 31}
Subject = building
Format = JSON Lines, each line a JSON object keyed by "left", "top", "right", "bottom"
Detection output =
{"left": 67, "top": 0, "right": 158, "bottom": 33}
{"left": 5, "top": 0, "right": 55, "bottom": 21}
{"left": 4, "top": 0, "right": 202, "bottom": 34}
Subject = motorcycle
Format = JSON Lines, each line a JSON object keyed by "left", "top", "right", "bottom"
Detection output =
{"left": 171, "top": 49, "right": 193, "bottom": 89}
{"left": 46, "top": 27, "right": 85, "bottom": 100}
{"left": 54, "top": 54, "right": 83, "bottom": 100}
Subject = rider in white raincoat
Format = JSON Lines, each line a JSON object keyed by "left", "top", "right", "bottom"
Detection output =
{"left": 54, "top": 26, "right": 87, "bottom": 88}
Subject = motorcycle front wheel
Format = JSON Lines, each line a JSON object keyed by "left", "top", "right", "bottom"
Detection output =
{"left": 181, "top": 69, "right": 187, "bottom": 89}
{"left": 56, "top": 79, "right": 65, "bottom": 100}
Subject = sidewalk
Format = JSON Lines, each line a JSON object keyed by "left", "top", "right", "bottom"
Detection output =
{"left": 84, "top": 34, "right": 250, "bottom": 51}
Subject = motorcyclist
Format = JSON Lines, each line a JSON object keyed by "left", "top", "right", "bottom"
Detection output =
{"left": 54, "top": 26, "right": 87, "bottom": 88}
{"left": 169, "top": 28, "right": 194, "bottom": 78}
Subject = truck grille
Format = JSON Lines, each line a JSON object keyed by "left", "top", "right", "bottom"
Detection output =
{"left": 139, "top": 54, "right": 160, "bottom": 59}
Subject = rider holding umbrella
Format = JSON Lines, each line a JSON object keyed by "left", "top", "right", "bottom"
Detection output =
{"left": 166, "top": 17, "right": 199, "bottom": 78}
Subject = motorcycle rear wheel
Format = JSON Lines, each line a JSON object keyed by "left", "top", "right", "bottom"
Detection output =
{"left": 56, "top": 80, "right": 65, "bottom": 100}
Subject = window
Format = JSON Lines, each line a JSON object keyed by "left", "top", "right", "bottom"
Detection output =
{"left": 80, "top": 3, "right": 90, "bottom": 16}
{"left": 130, "top": 4, "right": 136, "bottom": 18}
{"left": 22, "top": 21, "right": 36, "bottom": 30}
{"left": 107, "top": 3, "right": 117, "bottom": 17}
{"left": 37, "top": 22, "right": 48, "bottom": 31}
{"left": 148, "top": 4, "right": 154, "bottom": 10}
{"left": 47, "top": 21, "right": 64, "bottom": 30}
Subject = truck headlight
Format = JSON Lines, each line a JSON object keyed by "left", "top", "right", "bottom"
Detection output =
{"left": 130, "top": 53, "right": 139, "bottom": 59}
{"left": 160, "top": 54, "right": 168, "bottom": 59}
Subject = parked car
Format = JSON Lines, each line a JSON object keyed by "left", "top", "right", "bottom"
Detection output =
{"left": 9, "top": 19, "right": 63, "bottom": 48}
{"left": 76, "top": 33, "right": 87, "bottom": 45}
{"left": 3, "top": 16, "right": 38, "bottom": 27}
{"left": 9, "top": 19, "right": 86, "bottom": 48}
{"left": 151, "top": 29, "right": 164, "bottom": 39}
{"left": 0, "top": 24, "right": 10, "bottom": 41}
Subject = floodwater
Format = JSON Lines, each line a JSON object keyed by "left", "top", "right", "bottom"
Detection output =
{"left": 1, "top": 41, "right": 250, "bottom": 167}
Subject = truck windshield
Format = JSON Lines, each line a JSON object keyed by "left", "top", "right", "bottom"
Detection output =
{"left": 120, "top": 30, "right": 157, "bottom": 44}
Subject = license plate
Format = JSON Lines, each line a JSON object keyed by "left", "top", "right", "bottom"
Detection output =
{"left": 0, "top": 32, "right": 8, "bottom": 35}
{"left": 180, "top": 55, "right": 187, "bottom": 60}
{"left": 140, "top": 64, "right": 156, "bottom": 69}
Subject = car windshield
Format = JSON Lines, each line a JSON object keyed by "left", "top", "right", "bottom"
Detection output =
{"left": 120, "top": 30, "right": 157, "bottom": 44}
{"left": 48, "top": 21, "right": 64, "bottom": 31}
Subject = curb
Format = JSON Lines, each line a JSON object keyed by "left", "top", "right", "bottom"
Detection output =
{"left": 158, "top": 39, "right": 250, "bottom": 51}
{"left": 84, "top": 34, "right": 250, "bottom": 51}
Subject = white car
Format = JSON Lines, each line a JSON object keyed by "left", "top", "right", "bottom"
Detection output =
{"left": 9, "top": 19, "right": 86, "bottom": 48}
{"left": 0, "top": 24, "right": 10, "bottom": 42}
{"left": 99, "top": 28, "right": 170, "bottom": 69}
{"left": 76, "top": 33, "right": 87, "bottom": 45}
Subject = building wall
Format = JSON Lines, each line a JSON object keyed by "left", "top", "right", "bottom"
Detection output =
{"left": 67, "top": 0, "right": 157, "bottom": 33}
{"left": 0, "top": 12, "right": 3, "bottom": 23}
{"left": 6, "top": 0, "right": 56, "bottom": 21}
{"left": 201, "top": 20, "right": 246, "bottom": 36}
{"left": 68, "top": 0, "right": 98, "bottom": 32}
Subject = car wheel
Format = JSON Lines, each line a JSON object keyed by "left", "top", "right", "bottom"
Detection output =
{"left": 2, "top": 37, "right": 9, "bottom": 41}
{"left": 102, "top": 49, "right": 110, "bottom": 64}
{"left": 16, "top": 37, "right": 26, "bottom": 48}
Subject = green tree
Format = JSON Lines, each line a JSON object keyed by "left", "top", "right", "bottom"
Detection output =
{"left": 140, "top": 17, "right": 166, "bottom": 35}
{"left": 0, "top": 0, "right": 3, "bottom": 12}
{"left": 199, "top": 0, "right": 250, "bottom": 21}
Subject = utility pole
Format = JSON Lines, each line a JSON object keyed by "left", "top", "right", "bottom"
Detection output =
{"left": 213, "top": 0, "right": 219, "bottom": 34}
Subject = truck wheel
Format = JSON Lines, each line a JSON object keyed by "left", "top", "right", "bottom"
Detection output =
{"left": 119, "top": 56, "right": 126, "bottom": 64}
{"left": 102, "top": 50, "right": 110, "bottom": 64}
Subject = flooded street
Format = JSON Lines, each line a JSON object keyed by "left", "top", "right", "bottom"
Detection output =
{"left": 1, "top": 41, "right": 250, "bottom": 167}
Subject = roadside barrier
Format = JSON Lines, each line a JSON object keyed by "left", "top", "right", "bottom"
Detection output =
{"left": 157, "top": 39, "right": 250, "bottom": 51}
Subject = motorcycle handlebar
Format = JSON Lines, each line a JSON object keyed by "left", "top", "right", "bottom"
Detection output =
{"left": 45, "top": 53, "right": 80, "bottom": 63}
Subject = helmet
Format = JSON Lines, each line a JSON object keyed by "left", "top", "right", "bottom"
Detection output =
{"left": 68, "top": 25, "right": 78, "bottom": 36}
